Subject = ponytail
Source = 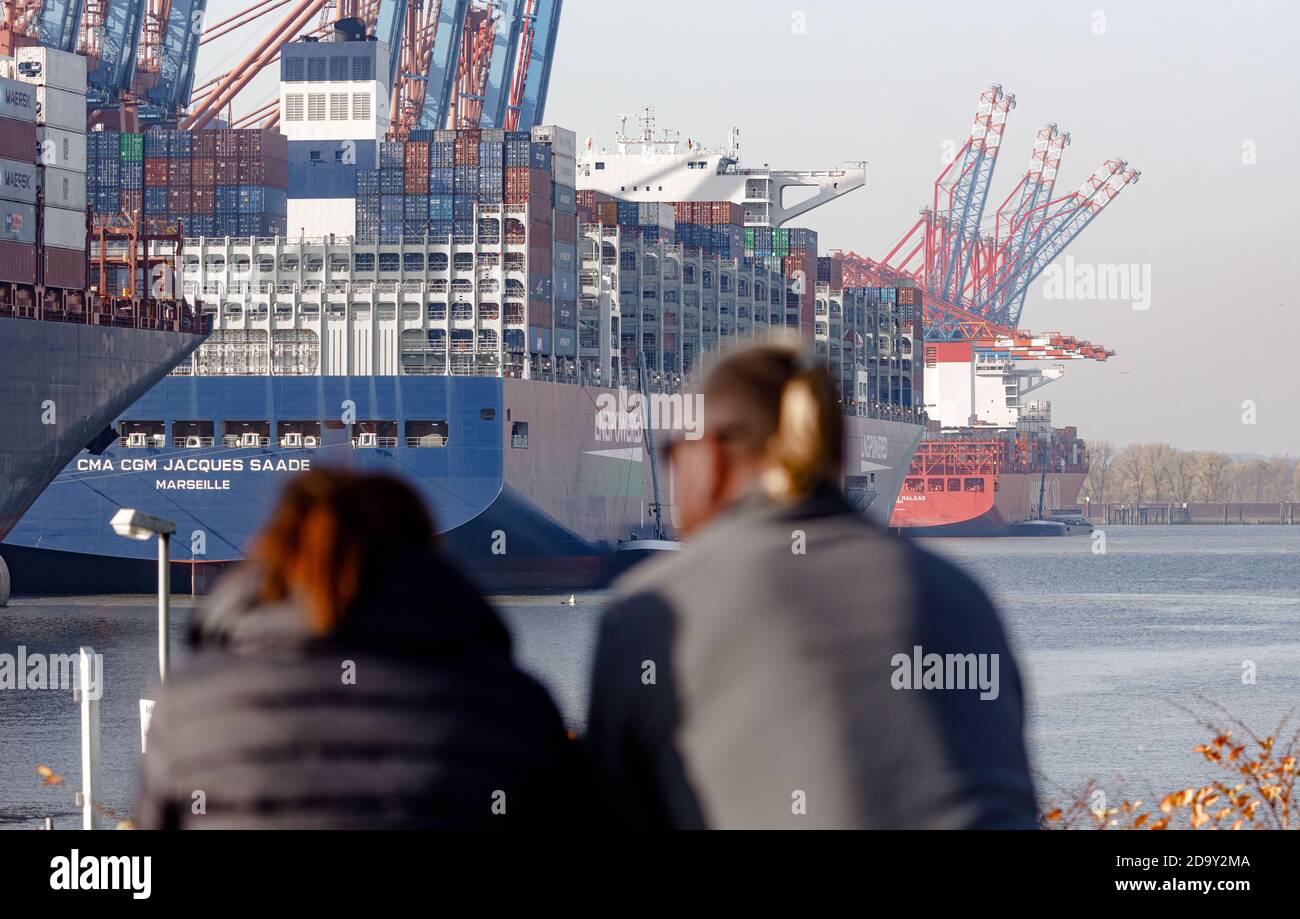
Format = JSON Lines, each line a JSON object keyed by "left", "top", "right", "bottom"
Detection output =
{"left": 762, "top": 366, "right": 841, "bottom": 502}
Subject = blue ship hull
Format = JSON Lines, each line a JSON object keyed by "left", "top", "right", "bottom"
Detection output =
{"left": 3, "top": 372, "right": 924, "bottom": 594}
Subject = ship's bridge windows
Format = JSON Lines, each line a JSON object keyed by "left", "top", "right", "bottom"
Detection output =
{"left": 403, "top": 252, "right": 425, "bottom": 272}
{"left": 274, "top": 421, "right": 321, "bottom": 449}
{"left": 223, "top": 420, "right": 270, "bottom": 449}
{"left": 378, "top": 253, "right": 400, "bottom": 273}
{"left": 405, "top": 420, "right": 449, "bottom": 448}
{"left": 904, "top": 477, "right": 924, "bottom": 493}
{"left": 354, "top": 253, "right": 375, "bottom": 272}
{"left": 927, "top": 478, "right": 945, "bottom": 493}
{"left": 350, "top": 421, "right": 397, "bottom": 449}
{"left": 429, "top": 252, "right": 449, "bottom": 272}
{"left": 118, "top": 420, "right": 166, "bottom": 449}
{"left": 511, "top": 421, "right": 529, "bottom": 449}
{"left": 173, "top": 420, "right": 214, "bottom": 449}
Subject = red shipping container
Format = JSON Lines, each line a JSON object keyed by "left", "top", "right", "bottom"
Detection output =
{"left": 527, "top": 218, "right": 551, "bottom": 249}
{"left": 597, "top": 202, "right": 618, "bottom": 225}
{"left": 554, "top": 211, "right": 577, "bottom": 244}
{"left": 214, "top": 156, "right": 240, "bottom": 184}
{"left": 215, "top": 130, "right": 237, "bottom": 158}
{"left": 404, "top": 167, "right": 429, "bottom": 195}
{"left": 527, "top": 297, "right": 552, "bottom": 327}
{"left": 404, "top": 142, "right": 428, "bottom": 169}
{"left": 144, "top": 158, "right": 169, "bottom": 186}
{"left": 454, "top": 137, "right": 478, "bottom": 165}
{"left": 0, "top": 239, "right": 37, "bottom": 284}
{"left": 528, "top": 193, "right": 550, "bottom": 223}
{"left": 44, "top": 246, "right": 86, "bottom": 290}
{"left": 528, "top": 245, "right": 552, "bottom": 276}
{"left": 528, "top": 167, "right": 550, "bottom": 198}
{"left": 0, "top": 118, "right": 36, "bottom": 164}
{"left": 191, "top": 157, "right": 215, "bottom": 186}
{"left": 260, "top": 157, "right": 287, "bottom": 189}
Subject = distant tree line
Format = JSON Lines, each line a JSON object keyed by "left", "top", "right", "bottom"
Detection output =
{"left": 1081, "top": 443, "right": 1299, "bottom": 506}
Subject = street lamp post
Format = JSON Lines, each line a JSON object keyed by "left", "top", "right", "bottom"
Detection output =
{"left": 110, "top": 509, "right": 177, "bottom": 682}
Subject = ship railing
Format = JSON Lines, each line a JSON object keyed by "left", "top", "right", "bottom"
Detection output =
{"left": 119, "top": 435, "right": 168, "bottom": 449}
{"left": 405, "top": 435, "right": 449, "bottom": 448}
{"left": 222, "top": 435, "right": 271, "bottom": 448}
{"left": 173, "top": 436, "right": 215, "bottom": 448}
{"left": 351, "top": 436, "right": 399, "bottom": 449}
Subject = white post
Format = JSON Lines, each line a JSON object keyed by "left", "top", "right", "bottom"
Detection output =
{"left": 158, "top": 532, "right": 170, "bottom": 681}
{"left": 78, "top": 646, "right": 101, "bottom": 830}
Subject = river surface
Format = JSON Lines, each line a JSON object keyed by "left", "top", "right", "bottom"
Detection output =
{"left": 2, "top": 525, "right": 1297, "bottom": 827}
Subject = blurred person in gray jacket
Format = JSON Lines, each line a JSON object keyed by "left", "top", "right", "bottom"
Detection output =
{"left": 586, "top": 340, "right": 1037, "bottom": 829}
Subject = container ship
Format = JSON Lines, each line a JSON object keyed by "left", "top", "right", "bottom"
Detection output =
{"left": 0, "top": 47, "right": 206, "bottom": 601}
{"left": 889, "top": 340, "right": 1090, "bottom": 537}
{"left": 2, "top": 31, "right": 923, "bottom": 593}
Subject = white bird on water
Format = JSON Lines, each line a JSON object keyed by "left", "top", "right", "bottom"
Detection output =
{"left": 566, "top": 595, "right": 576, "bottom": 606}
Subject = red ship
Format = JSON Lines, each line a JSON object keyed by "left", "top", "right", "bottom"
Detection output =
{"left": 890, "top": 432, "right": 1089, "bottom": 536}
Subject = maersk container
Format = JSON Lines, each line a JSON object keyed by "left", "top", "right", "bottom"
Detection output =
{"left": 528, "top": 244, "right": 552, "bottom": 276}
{"left": 35, "top": 85, "right": 85, "bottom": 133}
{"left": 554, "top": 270, "right": 576, "bottom": 301}
{"left": 554, "top": 298, "right": 576, "bottom": 329}
{"left": 38, "top": 165, "right": 85, "bottom": 210}
{"left": 15, "top": 46, "right": 88, "bottom": 94}
{"left": 0, "top": 158, "right": 37, "bottom": 204}
{"left": 0, "top": 77, "right": 38, "bottom": 123}
{"left": 0, "top": 201, "right": 35, "bottom": 243}
{"left": 41, "top": 204, "right": 85, "bottom": 248}
{"left": 554, "top": 328, "right": 577, "bottom": 358}
{"left": 37, "top": 126, "right": 86, "bottom": 173}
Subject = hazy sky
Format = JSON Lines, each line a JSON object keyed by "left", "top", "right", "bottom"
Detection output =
{"left": 197, "top": 0, "right": 1300, "bottom": 455}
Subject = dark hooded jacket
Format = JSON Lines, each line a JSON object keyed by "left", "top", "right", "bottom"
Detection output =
{"left": 136, "top": 553, "right": 589, "bottom": 829}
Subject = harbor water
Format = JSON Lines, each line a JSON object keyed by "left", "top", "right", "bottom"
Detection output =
{"left": 1, "top": 525, "right": 1298, "bottom": 828}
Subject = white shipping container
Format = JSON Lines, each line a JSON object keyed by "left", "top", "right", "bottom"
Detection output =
{"left": 38, "top": 165, "right": 86, "bottom": 210}
{"left": 553, "top": 152, "right": 576, "bottom": 187}
{"left": 531, "top": 124, "right": 577, "bottom": 159}
{"left": 14, "top": 46, "right": 87, "bottom": 94}
{"left": 0, "top": 76, "right": 38, "bottom": 124}
{"left": 36, "top": 126, "right": 86, "bottom": 173}
{"left": 36, "top": 85, "right": 86, "bottom": 133}
{"left": 41, "top": 204, "right": 86, "bottom": 250}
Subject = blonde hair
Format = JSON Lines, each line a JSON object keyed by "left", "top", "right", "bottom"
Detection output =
{"left": 700, "top": 338, "right": 843, "bottom": 503}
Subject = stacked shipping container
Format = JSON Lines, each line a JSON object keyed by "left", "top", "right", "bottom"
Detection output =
{"left": 672, "top": 201, "right": 742, "bottom": 257}
{"left": 353, "top": 124, "right": 578, "bottom": 359}
{"left": 0, "top": 64, "right": 39, "bottom": 285}
{"left": 87, "top": 127, "right": 288, "bottom": 237}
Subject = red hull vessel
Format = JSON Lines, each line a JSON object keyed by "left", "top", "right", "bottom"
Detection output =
{"left": 890, "top": 436, "right": 1088, "bottom": 536}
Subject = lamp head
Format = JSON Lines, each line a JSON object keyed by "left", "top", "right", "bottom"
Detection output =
{"left": 110, "top": 509, "right": 177, "bottom": 540}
